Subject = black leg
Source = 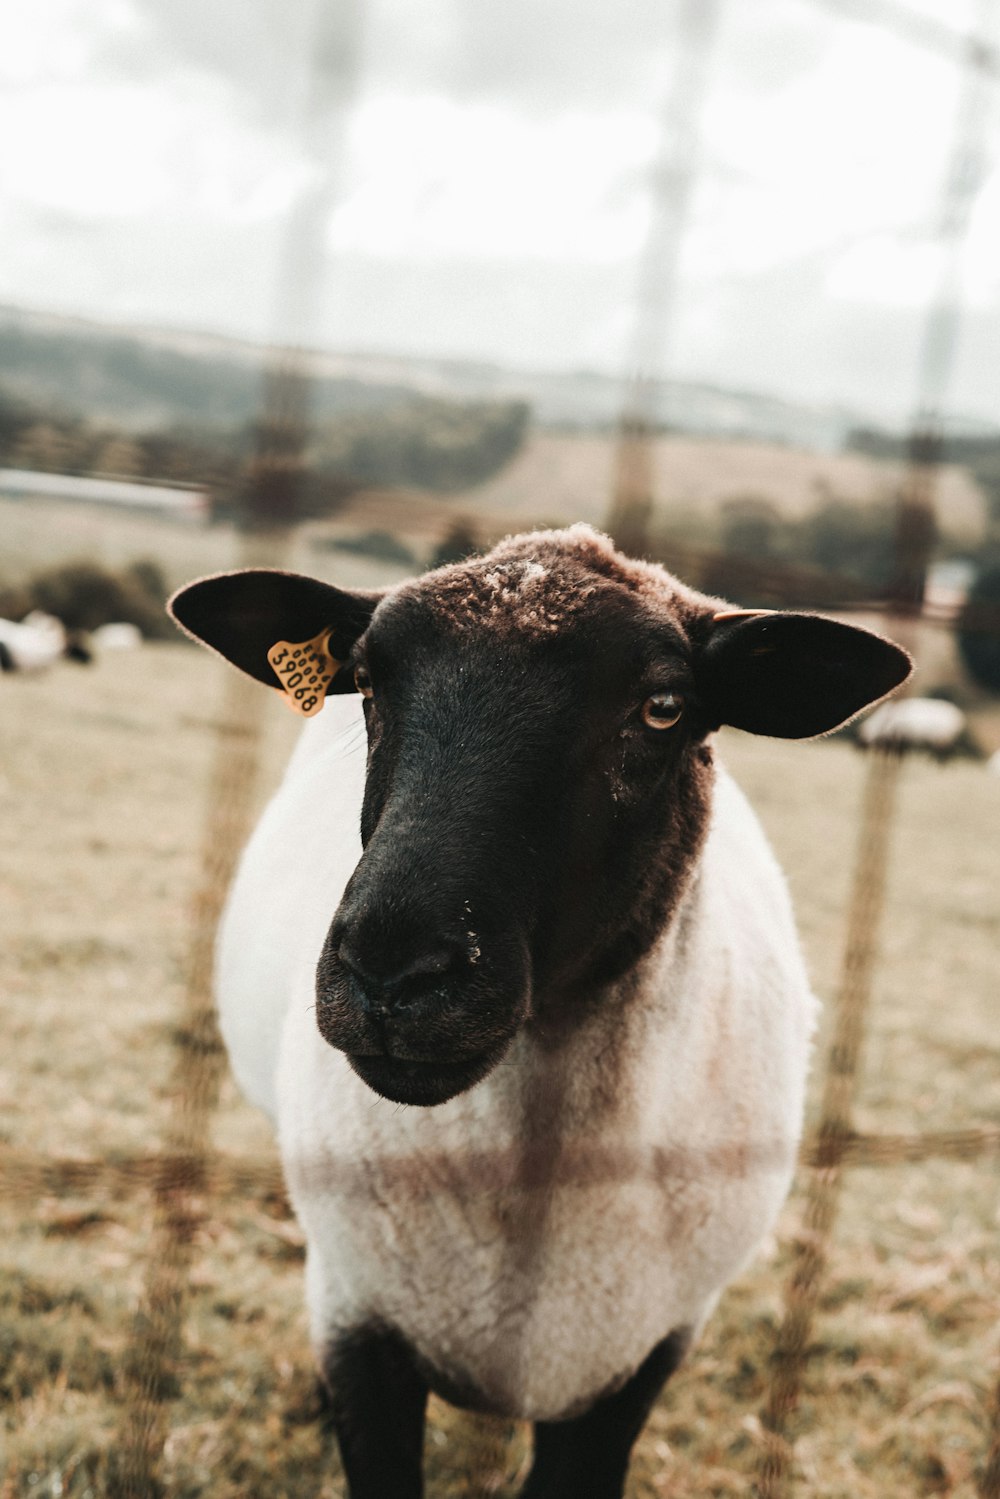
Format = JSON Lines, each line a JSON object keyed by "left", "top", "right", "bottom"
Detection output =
{"left": 321, "top": 1320, "right": 430, "bottom": 1499}
{"left": 519, "top": 1328, "right": 691, "bottom": 1499}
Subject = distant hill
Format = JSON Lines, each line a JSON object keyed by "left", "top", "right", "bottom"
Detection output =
{"left": 0, "top": 305, "right": 414, "bottom": 432}
{"left": 0, "top": 305, "right": 532, "bottom": 501}
{"left": 0, "top": 302, "right": 864, "bottom": 450}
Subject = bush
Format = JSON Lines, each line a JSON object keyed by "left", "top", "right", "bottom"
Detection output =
{"left": 429, "top": 520, "right": 480, "bottom": 568}
{"left": 677, "top": 493, "right": 904, "bottom": 609}
{"left": 0, "top": 558, "right": 173, "bottom": 638}
{"left": 957, "top": 564, "right": 1000, "bottom": 693}
{"left": 316, "top": 530, "right": 418, "bottom": 566}
{"left": 313, "top": 399, "right": 530, "bottom": 495}
{"left": 719, "top": 497, "right": 784, "bottom": 561}
{"left": 797, "top": 498, "right": 899, "bottom": 591}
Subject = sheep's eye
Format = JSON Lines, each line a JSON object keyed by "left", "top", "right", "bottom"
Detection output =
{"left": 642, "top": 691, "right": 684, "bottom": 730}
{"left": 354, "top": 665, "right": 373, "bottom": 699}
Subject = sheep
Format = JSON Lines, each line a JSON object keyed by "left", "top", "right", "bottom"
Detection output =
{"left": 91, "top": 621, "right": 144, "bottom": 652}
{"left": 169, "top": 525, "right": 911, "bottom": 1499}
{"left": 0, "top": 614, "right": 70, "bottom": 674}
{"left": 857, "top": 696, "right": 979, "bottom": 762}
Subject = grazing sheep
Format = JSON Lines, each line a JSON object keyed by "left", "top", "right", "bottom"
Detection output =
{"left": 170, "top": 525, "right": 911, "bottom": 1499}
{"left": 858, "top": 696, "right": 978, "bottom": 762}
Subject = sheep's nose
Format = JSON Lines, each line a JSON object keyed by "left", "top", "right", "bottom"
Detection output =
{"left": 337, "top": 940, "right": 460, "bottom": 1014}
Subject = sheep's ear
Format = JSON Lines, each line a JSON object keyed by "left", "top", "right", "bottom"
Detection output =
{"left": 698, "top": 610, "right": 913, "bottom": 738}
{"left": 168, "top": 569, "right": 384, "bottom": 695}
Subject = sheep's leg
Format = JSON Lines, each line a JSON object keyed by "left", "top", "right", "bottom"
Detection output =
{"left": 321, "top": 1321, "right": 429, "bottom": 1499}
{"left": 519, "top": 1328, "right": 690, "bottom": 1499}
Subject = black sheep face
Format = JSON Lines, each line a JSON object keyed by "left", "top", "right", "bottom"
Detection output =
{"left": 169, "top": 526, "right": 912, "bottom": 1107}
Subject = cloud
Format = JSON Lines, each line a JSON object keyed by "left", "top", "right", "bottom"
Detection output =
{"left": 1, "top": 0, "right": 997, "bottom": 428}
{"left": 94, "top": 0, "right": 363, "bottom": 136}
{"left": 0, "top": 196, "right": 282, "bottom": 339}
{"left": 431, "top": 0, "right": 673, "bottom": 115}
{"left": 96, "top": 0, "right": 833, "bottom": 125}
{"left": 673, "top": 247, "right": 1000, "bottom": 424}
{"left": 333, "top": 95, "right": 656, "bottom": 261}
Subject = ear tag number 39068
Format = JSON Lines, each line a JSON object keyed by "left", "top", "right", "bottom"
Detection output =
{"left": 267, "top": 629, "right": 341, "bottom": 717}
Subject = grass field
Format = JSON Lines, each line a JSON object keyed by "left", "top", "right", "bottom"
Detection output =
{"left": 1, "top": 536, "right": 999, "bottom": 1496}
{"left": 2, "top": 419, "right": 988, "bottom": 589}
{"left": 442, "top": 430, "right": 987, "bottom": 542}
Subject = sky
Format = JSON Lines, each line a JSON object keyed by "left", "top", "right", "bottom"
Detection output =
{"left": 1, "top": 0, "right": 999, "bottom": 427}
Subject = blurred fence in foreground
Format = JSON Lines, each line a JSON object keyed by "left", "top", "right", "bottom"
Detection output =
{"left": 4, "top": 0, "right": 1000, "bottom": 1493}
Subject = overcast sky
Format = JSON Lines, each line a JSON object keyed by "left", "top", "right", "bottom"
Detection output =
{"left": 2, "top": 0, "right": 999, "bottom": 426}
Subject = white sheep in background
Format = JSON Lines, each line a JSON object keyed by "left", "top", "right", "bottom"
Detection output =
{"left": 170, "top": 525, "right": 910, "bottom": 1499}
{"left": 858, "top": 696, "right": 977, "bottom": 762}
{"left": 91, "top": 621, "right": 144, "bottom": 652}
{"left": 0, "top": 611, "right": 67, "bottom": 673}
{"left": 0, "top": 611, "right": 93, "bottom": 672}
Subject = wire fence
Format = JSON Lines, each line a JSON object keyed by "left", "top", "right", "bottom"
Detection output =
{"left": 4, "top": 0, "right": 1000, "bottom": 1493}
{"left": 756, "top": 744, "right": 904, "bottom": 1498}
{"left": 107, "top": 658, "right": 269, "bottom": 1498}
{"left": 105, "top": 347, "right": 306, "bottom": 1494}
{"left": 2, "top": 522, "right": 998, "bottom": 1491}
{"left": 3, "top": 556, "right": 997, "bottom": 1494}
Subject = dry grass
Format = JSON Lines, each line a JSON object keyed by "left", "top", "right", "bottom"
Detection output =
{"left": 310, "top": 430, "right": 988, "bottom": 553}
{"left": 1, "top": 526, "right": 999, "bottom": 1497}
{"left": 443, "top": 431, "right": 987, "bottom": 540}
{"left": 0, "top": 495, "right": 411, "bottom": 599}
{"left": 7, "top": 424, "right": 977, "bottom": 589}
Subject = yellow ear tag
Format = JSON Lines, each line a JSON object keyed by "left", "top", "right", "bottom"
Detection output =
{"left": 267, "top": 628, "right": 341, "bottom": 717}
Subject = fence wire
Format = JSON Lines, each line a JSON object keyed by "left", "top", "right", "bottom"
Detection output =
{"left": 100, "top": 0, "right": 360, "bottom": 1475}
{"left": 5, "top": 0, "right": 1000, "bottom": 1489}
{"left": 4, "top": 628, "right": 991, "bottom": 1494}
{"left": 106, "top": 647, "right": 271, "bottom": 1498}
{"left": 0, "top": 1148, "right": 286, "bottom": 1205}
{"left": 985, "top": 1391, "right": 1000, "bottom": 1499}
{"left": 4, "top": 1123, "right": 1000, "bottom": 1210}
{"left": 2, "top": 553, "right": 998, "bottom": 1492}
{"left": 755, "top": 745, "right": 904, "bottom": 1498}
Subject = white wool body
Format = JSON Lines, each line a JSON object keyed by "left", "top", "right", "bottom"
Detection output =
{"left": 217, "top": 697, "right": 817, "bottom": 1423}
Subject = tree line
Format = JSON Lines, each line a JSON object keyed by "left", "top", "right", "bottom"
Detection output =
{"left": 646, "top": 484, "right": 1000, "bottom": 694}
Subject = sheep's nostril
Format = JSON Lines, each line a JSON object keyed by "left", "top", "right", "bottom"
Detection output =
{"left": 337, "top": 940, "right": 461, "bottom": 1014}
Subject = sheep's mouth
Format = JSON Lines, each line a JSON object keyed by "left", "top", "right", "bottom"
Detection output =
{"left": 346, "top": 1047, "right": 505, "bottom": 1107}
